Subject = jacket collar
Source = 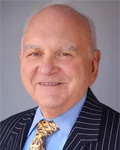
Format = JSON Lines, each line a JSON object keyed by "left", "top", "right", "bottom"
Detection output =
{"left": 10, "top": 107, "right": 37, "bottom": 150}
{"left": 6, "top": 88, "right": 102, "bottom": 150}
{"left": 63, "top": 88, "right": 103, "bottom": 150}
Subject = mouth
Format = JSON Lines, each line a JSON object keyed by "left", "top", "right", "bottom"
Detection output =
{"left": 39, "top": 82, "right": 62, "bottom": 86}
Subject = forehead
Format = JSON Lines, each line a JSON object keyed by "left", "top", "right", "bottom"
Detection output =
{"left": 23, "top": 7, "right": 90, "bottom": 50}
{"left": 25, "top": 7, "right": 89, "bottom": 33}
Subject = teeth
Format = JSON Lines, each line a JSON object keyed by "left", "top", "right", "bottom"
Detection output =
{"left": 40, "top": 83, "right": 59, "bottom": 85}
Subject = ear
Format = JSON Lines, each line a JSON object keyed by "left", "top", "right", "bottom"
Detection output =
{"left": 89, "top": 50, "right": 101, "bottom": 86}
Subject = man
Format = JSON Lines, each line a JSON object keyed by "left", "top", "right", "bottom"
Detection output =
{"left": 0, "top": 4, "right": 119, "bottom": 150}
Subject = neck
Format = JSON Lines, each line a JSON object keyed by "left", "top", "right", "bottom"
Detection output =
{"left": 40, "top": 106, "right": 71, "bottom": 119}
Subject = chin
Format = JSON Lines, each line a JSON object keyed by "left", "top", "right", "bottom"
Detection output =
{"left": 35, "top": 96, "right": 62, "bottom": 108}
{"left": 38, "top": 102, "right": 63, "bottom": 111}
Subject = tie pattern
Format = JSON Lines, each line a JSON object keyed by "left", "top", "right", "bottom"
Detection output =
{"left": 30, "top": 120, "right": 59, "bottom": 150}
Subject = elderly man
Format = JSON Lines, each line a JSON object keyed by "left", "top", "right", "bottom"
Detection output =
{"left": 0, "top": 4, "right": 119, "bottom": 150}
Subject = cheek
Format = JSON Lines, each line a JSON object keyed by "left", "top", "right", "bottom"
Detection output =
{"left": 63, "top": 59, "right": 91, "bottom": 83}
{"left": 21, "top": 61, "right": 37, "bottom": 82}
{"left": 62, "top": 60, "right": 82, "bottom": 77}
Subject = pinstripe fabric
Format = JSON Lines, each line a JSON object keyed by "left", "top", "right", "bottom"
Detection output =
{"left": 0, "top": 88, "right": 119, "bottom": 150}
{"left": 0, "top": 108, "right": 37, "bottom": 150}
{"left": 63, "top": 89, "right": 120, "bottom": 150}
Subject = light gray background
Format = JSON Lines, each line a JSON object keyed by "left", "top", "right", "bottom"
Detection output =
{"left": 0, "top": 0, "right": 120, "bottom": 121}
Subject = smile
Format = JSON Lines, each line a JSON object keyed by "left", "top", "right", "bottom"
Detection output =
{"left": 39, "top": 82, "right": 61, "bottom": 86}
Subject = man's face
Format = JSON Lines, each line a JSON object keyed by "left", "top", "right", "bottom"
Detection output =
{"left": 20, "top": 8, "right": 100, "bottom": 118}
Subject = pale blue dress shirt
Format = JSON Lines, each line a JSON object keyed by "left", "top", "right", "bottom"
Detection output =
{"left": 23, "top": 92, "right": 87, "bottom": 150}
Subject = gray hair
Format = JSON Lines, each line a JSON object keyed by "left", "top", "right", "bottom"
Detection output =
{"left": 21, "top": 4, "right": 97, "bottom": 58}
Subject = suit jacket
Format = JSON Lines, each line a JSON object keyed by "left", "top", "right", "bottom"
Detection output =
{"left": 0, "top": 88, "right": 119, "bottom": 150}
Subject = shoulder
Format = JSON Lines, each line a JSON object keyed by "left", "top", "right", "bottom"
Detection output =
{"left": 86, "top": 88, "right": 120, "bottom": 149}
{"left": 87, "top": 88, "right": 119, "bottom": 116}
{"left": 98, "top": 95, "right": 120, "bottom": 125}
{"left": 100, "top": 102, "right": 119, "bottom": 133}
{"left": 88, "top": 88, "right": 119, "bottom": 149}
{"left": 0, "top": 107, "right": 37, "bottom": 149}
{"left": 0, "top": 107, "right": 37, "bottom": 127}
{"left": 102, "top": 102, "right": 119, "bottom": 116}
{"left": 98, "top": 104, "right": 120, "bottom": 149}
{"left": 87, "top": 88, "right": 119, "bottom": 136}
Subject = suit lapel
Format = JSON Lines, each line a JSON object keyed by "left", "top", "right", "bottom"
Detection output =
{"left": 63, "top": 88, "right": 103, "bottom": 150}
{"left": 2, "top": 107, "right": 37, "bottom": 150}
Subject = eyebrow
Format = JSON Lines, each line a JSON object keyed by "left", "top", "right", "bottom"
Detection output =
{"left": 24, "top": 44, "right": 78, "bottom": 53}
{"left": 58, "top": 45, "right": 79, "bottom": 53}
{"left": 24, "top": 44, "right": 43, "bottom": 51}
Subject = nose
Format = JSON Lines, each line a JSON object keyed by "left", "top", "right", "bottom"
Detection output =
{"left": 38, "top": 57, "right": 59, "bottom": 75}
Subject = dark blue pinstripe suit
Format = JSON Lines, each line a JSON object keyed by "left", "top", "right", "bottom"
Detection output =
{"left": 0, "top": 88, "right": 119, "bottom": 150}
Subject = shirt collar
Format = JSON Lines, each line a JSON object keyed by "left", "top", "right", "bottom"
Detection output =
{"left": 27, "top": 92, "right": 87, "bottom": 137}
{"left": 27, "top": 107, "right": 44, "bottom": 136}
{"left": 53, "top": 92, "right": 87, "bottom": 137}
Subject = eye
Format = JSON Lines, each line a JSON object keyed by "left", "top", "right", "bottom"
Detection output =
{"left": 29, "top": 52, "right": 40, "bottom": 56}
{"left": 60, "top": 52, "right": 71, "bottom": 56}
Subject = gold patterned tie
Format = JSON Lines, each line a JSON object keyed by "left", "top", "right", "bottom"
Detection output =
{"left": 30, "top": 120, "right": 59, "bottom": 150}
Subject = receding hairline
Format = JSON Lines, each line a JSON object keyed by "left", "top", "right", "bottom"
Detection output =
{"left": 21, "top": 4, "right": 97, "bottom": 58}
{"left": 26, "top": 4, "right": 90, "bottom": 29}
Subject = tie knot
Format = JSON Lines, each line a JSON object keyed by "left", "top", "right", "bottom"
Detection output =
{"left": 30, "top": 120, "right": 59, "bottom": 150}
{"left": 37, "top": 120, "right": 59, "bottom": 138}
